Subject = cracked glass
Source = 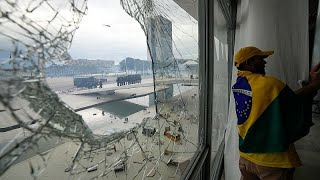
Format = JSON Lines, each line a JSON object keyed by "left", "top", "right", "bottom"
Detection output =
{"left": 0, "top": 0, "right": 200, "bottom": 179}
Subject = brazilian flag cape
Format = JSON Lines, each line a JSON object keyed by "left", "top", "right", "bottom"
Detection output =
{"left": 232, "top": 71, "right": 313, "bottom": 153}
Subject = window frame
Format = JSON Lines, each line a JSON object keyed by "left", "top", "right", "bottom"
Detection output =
{"left": 181, "top": 0, "right": 237, "bottom": 179}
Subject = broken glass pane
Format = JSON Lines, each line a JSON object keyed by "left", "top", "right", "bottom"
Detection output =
{"left": 0, "top": 0, "right": 200, "bottom": 179}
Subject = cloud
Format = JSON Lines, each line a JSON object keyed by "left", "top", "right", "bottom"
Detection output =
{"left": 0, "top": 0, "right": 199, "bottom": 64}
{"left": 68, "top": 0, "right": 147, "bottom": 63}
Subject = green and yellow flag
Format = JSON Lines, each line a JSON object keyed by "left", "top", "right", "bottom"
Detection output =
{"left": 232, "top": 71, "right": 313, "bottom": 153}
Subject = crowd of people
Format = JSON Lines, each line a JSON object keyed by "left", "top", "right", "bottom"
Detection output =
{"left": 116, "top": 74, "right": 142, "bottom": 86}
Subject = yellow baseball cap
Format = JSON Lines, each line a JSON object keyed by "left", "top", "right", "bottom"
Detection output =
{"left": 234, "top": 46, "right": 274, "bottom": 67}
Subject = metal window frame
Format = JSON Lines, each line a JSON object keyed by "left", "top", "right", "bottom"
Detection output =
{"left": 181, "top": 0, "right": 210, "bottom": 178}
{"left": 181, "top": 0, "right": 237, "bottom": 179}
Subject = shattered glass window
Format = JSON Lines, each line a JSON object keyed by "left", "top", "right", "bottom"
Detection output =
{"left": 211, "top": 0, "right": 229, "bottom": 163}
{"left": 0, "top": 0, "right": 200, "bottom": 179}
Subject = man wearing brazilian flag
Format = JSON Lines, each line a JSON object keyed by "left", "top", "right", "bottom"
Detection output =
{"left": 232, "top": 46, "right": 320, "bottom": 180}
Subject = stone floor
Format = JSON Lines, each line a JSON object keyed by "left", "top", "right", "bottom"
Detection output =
{"left": 294, "top": 113, "right": 320, "bottom": 180}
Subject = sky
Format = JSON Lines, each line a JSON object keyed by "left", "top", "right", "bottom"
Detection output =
{"left": 0, "top": 0, "right": 199, "bottom": 64}
{"left": 68, "top": 0, "right": 148, "bottom": 64}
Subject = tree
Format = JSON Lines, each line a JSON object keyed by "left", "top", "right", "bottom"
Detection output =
{"left": 119, "top": 57, "right": 152, "bottom": 74}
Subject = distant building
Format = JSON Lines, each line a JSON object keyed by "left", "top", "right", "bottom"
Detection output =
{"left": 113, "top": 64, "right": 121, "bottom": 73}
{"left": 183, "top": 60, "right": 198, "bottom": 72}
{"left": 68, "top": 59, "right": 115, "bottom": 70}
{"left": 176, "top": 59, "right": 199, "bottom": 77}
{"left": 146, "top": 15, "right": 174, "bottom": 75}
{"left": 45, "top": 59, "right": 115, "bottom": 77}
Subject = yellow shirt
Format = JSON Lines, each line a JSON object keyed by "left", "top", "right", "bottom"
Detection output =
{"left": 240, "top": 144, "right": 301, "bottom": 168}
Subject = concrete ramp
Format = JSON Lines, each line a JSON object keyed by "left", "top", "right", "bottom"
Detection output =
{"left": 60, "top": 86, "right": 168, "bottom": 112}
{"left": 71, "top": 78, "right": 198, "bottom": 95}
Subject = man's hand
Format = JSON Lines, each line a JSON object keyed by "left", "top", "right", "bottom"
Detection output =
{"left": 310, "top": 63, "right": 320, "bottom": 89}
{"left": 295, "top": 63, "right": 320, "bottom": 96}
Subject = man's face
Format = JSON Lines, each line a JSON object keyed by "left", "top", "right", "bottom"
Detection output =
{"left": 250, "top": 56, "right": 267, "bottom": 75}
